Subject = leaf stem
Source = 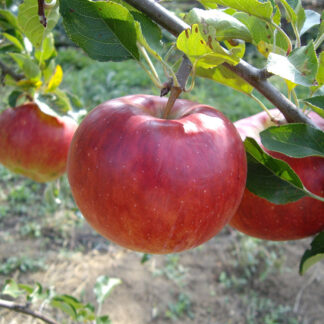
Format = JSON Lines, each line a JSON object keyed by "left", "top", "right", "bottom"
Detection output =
{"left": 249, "top": 93, "right": 273, "bottom": 120}
{"left": 271, "top": 21, "right": 292, "bottom": 54}
{"left": 314, "top": 33, "right": 324, "bottom": 51}
{"left": 137, "top": 43, "right": 161, "bottom": 84}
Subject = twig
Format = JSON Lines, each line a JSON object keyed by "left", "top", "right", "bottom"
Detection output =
{"left": 0, "top": 60, "right": 24, "bottom": 81}
{"left": 38, "top": 0, "right": 47, "bottom": 27}
{"left": 0, "top": 298, "right": 59, "bottom": 324}
{"left": 123, "top": 0, "right": 320, "bottom": 128}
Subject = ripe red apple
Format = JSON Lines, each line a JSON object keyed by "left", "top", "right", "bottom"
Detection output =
{"left": 0, "top": 102, "right": 78, "bottom": 182}
{"left": 67, "top": 94, "right": 247, "bottom": 254}
{"left": 230, "top": 109, "right": 324, "bottom": 240}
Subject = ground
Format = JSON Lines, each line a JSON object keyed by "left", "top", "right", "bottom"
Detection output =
{"left": 0, "top": 167, "right": 323, "bottom": 324}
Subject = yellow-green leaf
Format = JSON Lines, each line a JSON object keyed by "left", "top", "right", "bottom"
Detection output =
{"left": 46, "top": 65, "right": 63, "bottom": 92}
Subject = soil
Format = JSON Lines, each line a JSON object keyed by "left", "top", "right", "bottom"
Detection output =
{"left": 0, "top": 171, "right": 323, "bottom": 324}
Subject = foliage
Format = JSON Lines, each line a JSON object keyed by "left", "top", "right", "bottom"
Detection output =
{"left": 1, "top": 276, "right": 121, "bottom": 323}
{"left": 0, "top": 4, "right": 323, "bottom": 323}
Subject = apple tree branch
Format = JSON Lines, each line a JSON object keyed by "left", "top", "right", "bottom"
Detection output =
{"left": 124, "top": 0, "right": 319, "bottom": 128}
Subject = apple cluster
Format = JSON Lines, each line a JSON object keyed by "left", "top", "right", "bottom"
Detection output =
{"left": 1, "top": 97, "right": 323, "bottom": 254}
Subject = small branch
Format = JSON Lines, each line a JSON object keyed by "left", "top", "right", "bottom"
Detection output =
{"left": 0, "top": 60, "right": 24, "bottom": 81}
{"left": 38, "top": 0, "right": 47, "bottom": 27}
{"left": 124, "top": 0, "right": 319, "bottom": 128}
{"left": 0, "top": 299, "right": 59, "bottom": 324}
{"left": 163, "top": 86, "right": 182, "bottom": 118}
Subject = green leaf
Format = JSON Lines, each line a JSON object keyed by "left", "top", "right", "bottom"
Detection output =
{"left": 0, "top": 9, "right": 20, "bottom": 30}
{"left": 196, "top": 64, "right": 253, "bottom": 94}
{"left": 206, "top": 0, "right": 273, "bottom": 21}
{"left": 8, "top": 90, "right": 23, "bottom": 107}
{"left": 96, "top": 315, "right": 112, "bottom": 324}
{"left": 177, "top": 24, "right": 240, "bottom": 69}
{"left": 260, "top": 124, "right": 324, "bottom": 158}
{"left": 277, "top": 0, "right": 297, "bottom": 24}
{"left": 2, "top": 279, "right": 26, "bottom": 298}
{"left": 35, "top": 33, "right": 56, "bottom": 62}
{"left": 17, "top": 0, "right": 59, "bottom": 48}
{"left": 184, "top": 8, "right": 251, "bottom": 42}
{"left": 60, "top": 0, "right": 139, "bottom": 61}
{"left": 141, "top": 253, "right": 151, "bottom": 264}
{"left": 94, "top": 276, "right": 122, "bottom": 305}
{"left": 267, "top": 42, "right": 318, "bottom": 86}
{"left": 199, "top": 0, "right": 218, "bottom": 9}
{"left": 300, "top": 10, "right": 321, "bottom": 36}
{"left": 51, "top": 296, "right": 78, "bottom": 320}
{"left": 245, "top": 137, "right": 307, "bottom": 204}
{"left": 303, "top": 96, "right": 324, "bottom": 118}
{"left": 114, "top": 0, "right": 162, "bottom": 53}
{"left": 2, "top": 32, "right": 24, "bottom": 52}
{"left": 299, "top": 232, "right": 324, "bottom": 275}
{"left": 9, "top": 52, "right": 41, "bottom": 79}
{"left": 316, "top": 51, "right": 324, "bottom": 86}
{"left": 234, "top": 12, "right": 289, "bottom": 56}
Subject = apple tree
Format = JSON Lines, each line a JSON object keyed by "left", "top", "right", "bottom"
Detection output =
{"left": 60, "top": 0, "right": 324, "bottom": 272}
{"left": 0, "top": 0, "right": 323, "bottom": 274}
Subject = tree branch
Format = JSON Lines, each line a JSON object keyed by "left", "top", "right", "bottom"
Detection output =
{"left": 0, "top": 299, "right": 59, "bottom": 324}
{"left": 124, "top": 0, "right": 319, "bottom": 128}
{"left": 0, "top": 60, "right": 24, "bottom": 81}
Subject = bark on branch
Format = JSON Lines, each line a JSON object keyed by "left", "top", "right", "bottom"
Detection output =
{"left": 0, "top": 298, "right": 59, "bottom": 324}
{"left": 0, "top": 60, "right": 24, "bottom": 81}
{"left": 124, "top": 0, "right": 319, "bottom": 127}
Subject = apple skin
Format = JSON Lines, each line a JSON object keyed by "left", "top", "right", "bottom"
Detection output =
{"left": 0, "top": 102, "right": 78, "bottom": 182}
{"left": 230, "top": 109, "right": 324, "bottom": 241}
{"left": 67, "top": 94, "right": 247, "bottom": 254}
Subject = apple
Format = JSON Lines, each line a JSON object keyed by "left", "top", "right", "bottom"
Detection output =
{"left": 0, "top": 102, "right": 78, "bottom": 182}
{"left": 67, "top": 94, "right": 247, "bottom": 254}
{"left": 230, "top": 109, "right": 324, "bottom": 240}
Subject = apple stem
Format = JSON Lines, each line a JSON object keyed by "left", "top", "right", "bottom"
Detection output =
{"left": 163, "top": 86, "right": 182, "bottom": 119}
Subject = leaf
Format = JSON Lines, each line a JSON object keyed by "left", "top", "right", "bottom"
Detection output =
{"left": 9, "top": 53, "right": 41, "bottom": 79}
{"left": 316, "top": 51, "right": 324, "bottom": 86}
{"left": 114, "top": 0, "right": 162, "bottom": 53}
{"left": 244, "top": 137, "right": 307, "bottom": 204}
{"left": 177, "top": 24, "right": 240, "bottom": 69}
{"left": 300, "top": 9, "right": 321, "bottom": 36}
{"left": 0, "top": 9, "right": 20, "bottom": 30}
{"left": 8, "top": 90, "right": 23, "bottom": 107}
{"left": 46, "top": 65, "right": 63, "bottom": 92}
{"left": 266, "top": 42, "right": 318, "bottom": 86}
{"left": 2, "top": 32, "right": 24, "bottom": 52}
{"left": 199, "top": 0, "right": 218, "bottom": 9}
{"left": 2, "top": 279, "right": 25, "bottom": 298}
{"left": 141, "top": 253, "right": 151, "bottom": 264}
{"left": 60, "top": 0, "right": 139, "bottom": 61}
{"left": 260, "top": 124, "right": 324, "bottom": 158}
{"left": 94, "top": 276, "right": 122, "bottom": 305}
{"left": 17, "top": 0, "right": 59, "bottom": 48}
{"left": 35, "top": 33, "right": 56, "bottom": 62}
{"left": 96, "top": 315, "right": 112, "bottom": 324}
{"left": 184, "top": 8, "right": 251, "bottom": 42}
{"left": 196, "top": 64, "right": 253, "bottom": 94}
{"left": 234, "top": 12, "right": 289, "bottom": 56}
{"left": 51, "top": 297, "right": 78, "bottom": 320}
{"left": 206, "top": 0, "right": 274, "bottom": 21}
{"left": 299, "top": 232, "right": 324, "bottom": 275}
{"left": 303, "top": 96, "right": 324, "bottom": 118}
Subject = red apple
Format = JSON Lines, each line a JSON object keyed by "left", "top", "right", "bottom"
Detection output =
{"left": 67, "top": 94, "right": 247, "bottom": 254}
{"left": 230, "top": 109, "right": 324, "bottom": 240}
{"left": 0, "top": 102, "right": 78, "bottom": 182}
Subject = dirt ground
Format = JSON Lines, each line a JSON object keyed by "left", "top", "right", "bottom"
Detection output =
{"left": 1, "top": 209, "right": 324, "bottom": 324}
